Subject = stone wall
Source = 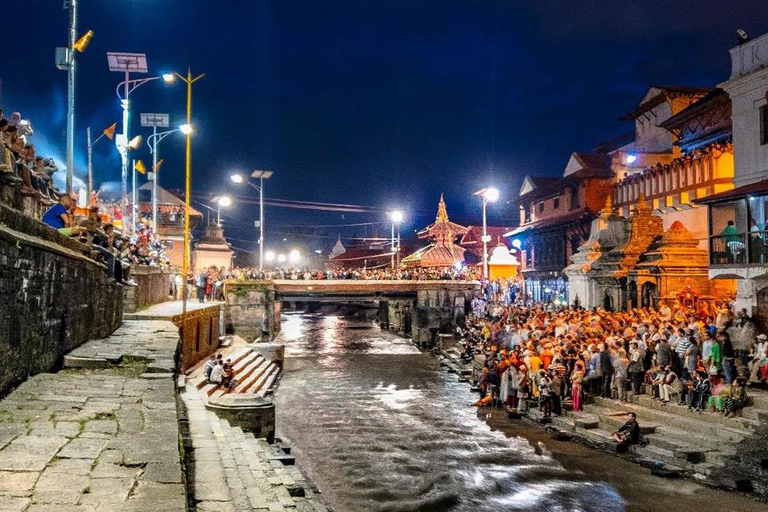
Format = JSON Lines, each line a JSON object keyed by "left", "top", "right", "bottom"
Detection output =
{"left": 0, "top": 204, "right": 123, "bottom": 396}
{"left": 174, "top": 305, "right": 222, "bottom": 372}
{"left": 411, "top": 288, "right": 473, "bottom": 346}
{"left": 124, "top": 266, "right": 173, "bottom": 313}
{"left": 223, "top": 281, "right": 277, "bottom": 342}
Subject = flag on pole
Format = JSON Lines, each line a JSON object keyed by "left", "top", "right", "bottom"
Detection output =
{"left": 103, "top": 122, "right": 117, "bottom": 140}
{"left": 135, "top": 160, "right": 146, "bottom": 175}
{"left": 154, "top": 159, "right": 164, "bottom": 171}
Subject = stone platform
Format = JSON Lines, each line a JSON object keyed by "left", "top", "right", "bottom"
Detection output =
{"left": 0, "top": 320, "right": 185, "bottom": 512}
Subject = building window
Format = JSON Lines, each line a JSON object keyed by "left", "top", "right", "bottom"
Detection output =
{"left": 554, "top": 197, "right": 560, "bottom": 209}
{"left": 570, "top": 185, "right": 580, "bottom": 210}
{"left": 761, "top": 105, "right": 768, "bottom": 145}
{"left": 538, "top": 201, "right": 544, "bottom": 213}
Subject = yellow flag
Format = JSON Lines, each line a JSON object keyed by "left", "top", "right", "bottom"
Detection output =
{"left": 103, "top": 122, "right": 117, "bottom": 140}
{"left": 135, "top": 160, "right": 146, "bottom": 175}
{"left": 154, "top": 159, "right": 164, "bottom": 171}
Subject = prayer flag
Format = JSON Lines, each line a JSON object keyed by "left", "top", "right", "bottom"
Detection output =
{"left": 135, "top": 160, "right": 146, "bottom": 175}
{"left": 103, "top": 122, "right": 117, "bottom": 140}
{"left": 154, "top": 159, "right": 164, "bottom": 171}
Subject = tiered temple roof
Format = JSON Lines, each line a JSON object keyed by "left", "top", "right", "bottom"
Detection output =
{"left": 402, "top": 194, "right": 473, "bottom": 268}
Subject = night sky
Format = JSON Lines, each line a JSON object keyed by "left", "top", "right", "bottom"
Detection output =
{"left": 3, "top": 1, "right": 768, "bottom": 260}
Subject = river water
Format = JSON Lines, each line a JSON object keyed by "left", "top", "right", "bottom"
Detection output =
{"left": 274, "top": 314, "right": 762, "bottom": 512}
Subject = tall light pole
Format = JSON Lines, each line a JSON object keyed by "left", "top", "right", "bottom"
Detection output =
{"left": 141, "top": 113, "right": 173, "bottom": 234}
{"left": 211, "top": 196, "right": 232, "bottom": 225}
{"left": 231, "top": 170, "right": 273, "bottom": 269}
{"left": 65, "top": 0, "right": 77, "bottom": 195}
{"left": 56, "top": 2, "right": 92, "bottom": 194}
{"left": 475, "top": 187, "right": 499, "bottom": 279}
{"left": 86, "top": 122, "right": 115, "bottom": 204}
{"left": 146, "top": 124, "right": 189, "bottom": 234}
{"left": 108, "top": 52, "right": 174, "bottom": 233}
{"left": 175, "top": 68, "right": 205, "bottom": 324}
{"left": 389, "top": 210, "right": 404, "bottom": 269}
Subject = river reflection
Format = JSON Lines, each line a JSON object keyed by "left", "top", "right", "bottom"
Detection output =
{"left": 275, "top": 315, "right": 626, "bottom": 512}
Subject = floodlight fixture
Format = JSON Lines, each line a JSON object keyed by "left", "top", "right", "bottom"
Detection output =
{"left": 179, "top": 124, "right": 193, "bottom": 135}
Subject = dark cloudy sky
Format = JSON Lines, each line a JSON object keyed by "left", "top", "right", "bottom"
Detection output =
{"left": 2, "top": 1, "right": 768, "bottom": 257}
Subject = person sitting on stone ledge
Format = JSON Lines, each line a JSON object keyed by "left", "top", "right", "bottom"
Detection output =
{"left": 41, "top": 193, "right": 83, "bottom": 237}
{"left": 612, "top": 412, "right": 640, "bottom": 446}
{"left": 203, "top": 355, "right": 217, "bottom": 380}
{"left": 209, "top": 359, "right": 224, "bottom": 385}
{"left": 723, "top": 378, "right": 748, "bottom": 417}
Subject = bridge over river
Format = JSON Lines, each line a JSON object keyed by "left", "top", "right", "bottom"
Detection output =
{"left": 223, "top": 280, "right": 481, "bottom": 343}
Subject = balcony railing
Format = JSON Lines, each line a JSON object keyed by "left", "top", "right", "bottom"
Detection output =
{"left": 710, "top": 231, "right": 768, "bottom": 265}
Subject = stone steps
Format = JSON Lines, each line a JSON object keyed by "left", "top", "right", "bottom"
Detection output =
{"left": 589, "top": 396, "right": 753, "bottom": 442}
{"left": 183, "top": 388, "right": 327, "bottom": 511}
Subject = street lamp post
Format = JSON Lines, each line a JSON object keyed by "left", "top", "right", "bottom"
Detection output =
{"left": 389, "top": 210, "right": 403, "bottom": 269}
{"left": 175, "top": 68, "right": 205, "bottom": 325}
{"left": 86, "top": 123, "right": 115, "bottom": 204}
{"left": 475, "top": 187, "right": 499, "bottom": 280}
{"left": 211, "top": 196, "right": 232, "bottom": 225}
{"left": 108, "top": 52, "right": 174, "bottom": 233}
{"left": 65, "top": 0, "right": 77, "bottom": 195}
{"left": 231, "top": 170, "right": 273, "bottom": 269}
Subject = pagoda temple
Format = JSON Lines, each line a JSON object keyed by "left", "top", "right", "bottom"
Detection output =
{"left": 401, "top": 194, "right": 475, "bottom": 268}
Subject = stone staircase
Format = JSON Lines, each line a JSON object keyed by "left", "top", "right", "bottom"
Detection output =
{"left": 183, "top": 388, "right": 327, "bottom": 511}
{"left": 525, "top": 388, "right": 768, "bottom": 496}
{"left": 192, "top": 347, "right": 281, "bottom": 401}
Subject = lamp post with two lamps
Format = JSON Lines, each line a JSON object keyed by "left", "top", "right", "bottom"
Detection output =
{"left": 474, "top": 187, "right": 500, "bottom": 280}
{"left": 107, "top": 52, "right": 174, "bottom": 232}
{"left": 230, "top": 170, "right": 273, "bottom": 270}
{"left": 388, "top": 210, "right": 404, "bottom": 269}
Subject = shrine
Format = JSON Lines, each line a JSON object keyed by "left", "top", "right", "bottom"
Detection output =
{"left": 401, "top": 194, "right": 475, "bottom": 268}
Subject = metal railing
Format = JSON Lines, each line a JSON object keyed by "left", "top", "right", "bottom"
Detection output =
{"left": 710, "top": 231, "right": 768, "bottom": 265}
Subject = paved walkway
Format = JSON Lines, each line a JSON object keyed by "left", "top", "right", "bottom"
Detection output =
{"left": 0, "top": 321, "right": 185, "bottom": 512}
{"left": 124, "top": 300, "right": 222, "bottom": 321}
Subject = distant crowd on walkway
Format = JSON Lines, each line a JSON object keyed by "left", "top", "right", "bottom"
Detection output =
{"left": 223, "top": 266, "right": 481, "bottom": 281}
{"left": 463, "top": 299, "right": 766, "bottom": 434}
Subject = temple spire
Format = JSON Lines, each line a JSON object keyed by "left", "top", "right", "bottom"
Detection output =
{"left": 436, "top": 193, "right": 449, "bottom": 222}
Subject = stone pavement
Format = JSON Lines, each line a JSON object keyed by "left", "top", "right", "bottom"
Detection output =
{"left": 123, "top": 300, "right": 222, "bottom": 321}
{"left": 0, "top": 320, "right": 185, "bottom": 512}
{"left": 181, "top": 387, "right": 327, "bottom": 512}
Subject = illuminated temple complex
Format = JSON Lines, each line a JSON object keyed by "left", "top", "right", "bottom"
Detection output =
{"left": 510, "top": 82, "right": 739, "bottom": 310}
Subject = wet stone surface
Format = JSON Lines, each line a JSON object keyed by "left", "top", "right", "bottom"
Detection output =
{"left": 0, "top": 320, "right": 184, "bottom": 512}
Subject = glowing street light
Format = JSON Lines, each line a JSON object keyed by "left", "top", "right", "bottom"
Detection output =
{"left": 474, "top": 187, "right": 500, "bottom": 279}
{"left": 289, "top": 249, "right": 301, "bottom": 263}
{"left": 389, "top": 210, "right": 404, "bottom": 269}
{"left": 265, "top": 250, "right": 276, "bottom": 262}
{"left": 144, "top": 115, "right": 188, "bottom": 234}
{"left": 179, "top": 123, "right": 193, "bottom": 135}
{"left": 212, "top": 196, "right": 232, "bottom": 225}
{"left": 230, "top": 170, "right": 274, "bottom": 270}
{"left": 277, "top": 254, "right": 287, "bottom": 264}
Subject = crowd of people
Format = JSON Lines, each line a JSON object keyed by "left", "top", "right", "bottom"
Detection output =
{"left": 1, "top": 109, "right": 60, "bottom": 206}
{"left": 225, "top": 266, "right": 481, "bottom": 281}
{"left": 203, "top": 354, "right": 237, "bottom": 391}
{"left": 462, "top": 298, "right": 767, "bottom": 444}
{"left": 40, "top": 192, "right": 170, "bottom": 282}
